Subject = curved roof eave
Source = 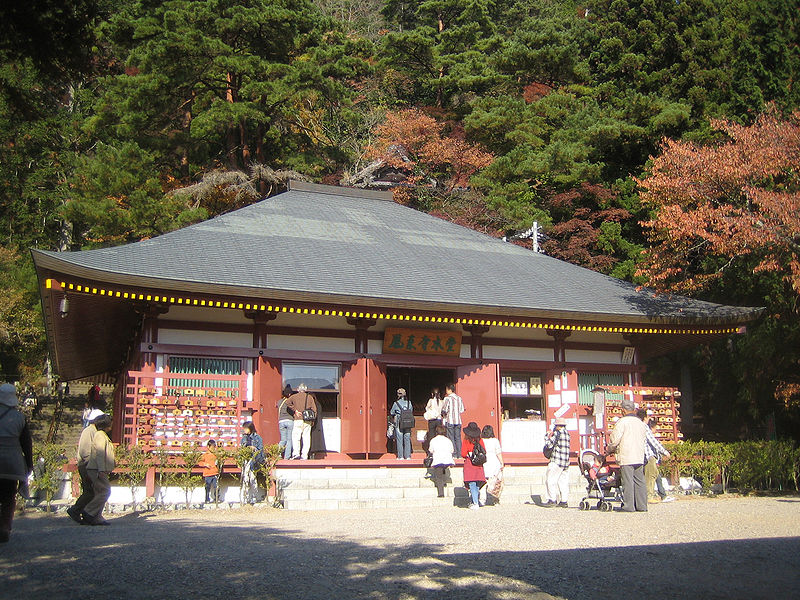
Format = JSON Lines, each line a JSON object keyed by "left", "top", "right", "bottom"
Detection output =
{"left": 31, "top": 248, "right": 764, "bottom": 328}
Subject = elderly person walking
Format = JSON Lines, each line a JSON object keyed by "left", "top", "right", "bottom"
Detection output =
{"left": 606, "top": 398, "right": 649, "bottom": 512}
{"left": 67, "top": 407, "right": 105, "bottom": 524}
{"left": 542, "top": 417, "right": 571, "bottom": 507}
{"left": 82, "top": 414, "right": 115, "bottom": 525}
{"left": 0, "top": 383, "right": 34, "bottom": 543}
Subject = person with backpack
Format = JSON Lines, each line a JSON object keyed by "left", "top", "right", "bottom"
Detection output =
{"left": 287, "top": 384, "right": 317, "bottom": 460}
{"left": 390, "top": 388, "right": 414, "bottom": 459}
{"left": 461, "top": 422, "right": 486, "bottom": 509}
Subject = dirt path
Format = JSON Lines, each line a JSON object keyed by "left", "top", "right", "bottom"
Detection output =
{"left": 2, "top": 495, "right": 798, "bottom": 599}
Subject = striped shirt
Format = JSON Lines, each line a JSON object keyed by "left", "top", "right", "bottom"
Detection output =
{"left": 544, "top": 427, "right": 571, "bottom": 469}
{"left": 644, "top": 425, "right": 668, "bottom": 463}
{"left": 441, "top": 393, "right": 464, "bottom": 426}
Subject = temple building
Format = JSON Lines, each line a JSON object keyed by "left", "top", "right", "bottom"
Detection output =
{"left": 32, "top": 181, "right": 762, "bottom": 464}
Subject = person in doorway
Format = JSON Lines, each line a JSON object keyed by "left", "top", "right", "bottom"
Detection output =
{"left": 481, "top": 425, "right": 504, "bottom": 505}
{"left": 0, "top": 383, "right": 33, "bottom": 543}
{"left": 639, "top": 411, "right": 672, "bottom": 503}
{"left": 428, "top": 425, "right": 454, "bottom": 497}
{"left": 390, "top": 388, "right": 413, "bottom": 459}
{"left": 240, "top": 421, "right": 264, "bottom": 503}
{"left": 423, "top": 387, "right": 443, "bottom": 455}
{"left": 277, "top": 385, "right": 294, "bottom": 460}
{"left": 287, "top": 384, "right": 316, "bottom": 460}
{"left": 543, "top": 417, "right": 571, "bottom": 507}
{"left": 199, "top": 439, "right": 220, "bottom": 504}
{"left": 82, "top": 414, "right": 115, "bottom": 525}
{"left": 67, "top": 408, "right": 105, "bottom": 524}
{"left": 606, "top": 398, "right": 649, "bottom": 512}
{"left": 441, "top": 384, "right": 465, "bottom": 459}
{"left": 461, "top": 422, "right": 486, "bottom": 509}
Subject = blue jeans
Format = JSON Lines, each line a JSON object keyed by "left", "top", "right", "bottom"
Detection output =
{"left": 279, "top": 419, "right": 294, "bottom": 459}
{"left": 204, "top": 475, "right": 218, "bottom": 503}
{"left": 395, "top": 428, "right": 411, "bottom": 459}
{"left": 446, "top": 424, "right": 462, "bottom": 458}
{"left": 467, "top": 481, "right": 481, "bottom": 506}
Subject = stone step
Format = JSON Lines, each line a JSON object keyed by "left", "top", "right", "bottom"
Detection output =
{"left": 275, "top": 465, "right": 587, "bottom": 510}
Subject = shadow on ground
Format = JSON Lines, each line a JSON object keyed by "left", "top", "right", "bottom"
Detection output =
{"left": 1, "top": 512, "right": 798, "bottom": 600}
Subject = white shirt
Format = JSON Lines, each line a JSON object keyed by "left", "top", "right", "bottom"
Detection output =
{"left": 428, "top": 435, "right": 455, "bottom": 467}
{"left": 482, "top": 437, "right": 503, "bottom": 478}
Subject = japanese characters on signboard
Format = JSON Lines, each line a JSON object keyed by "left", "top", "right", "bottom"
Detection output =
{"left": 382, "top": 327, "right": 462, "bottom": 357}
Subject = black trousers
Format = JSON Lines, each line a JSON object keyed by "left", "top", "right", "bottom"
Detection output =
{"left": 0, "top": 478, "right": 19, "bottom": 533}
{"left": 71, "top": 463, "right": 95, "bottom": 514}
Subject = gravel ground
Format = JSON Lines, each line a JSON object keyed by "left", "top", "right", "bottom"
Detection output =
{"left": 2, "top": 494, "right": 799, "bottom": 599}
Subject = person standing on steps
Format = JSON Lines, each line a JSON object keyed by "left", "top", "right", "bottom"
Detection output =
{"left": 390, "top": 388, "right": 413, "bottom": 460}
{"left": 277, "top": 385, "right": 294, "bottom": 460}
{"left": 423, "top": 387, "right": 443, "bottom": 456}
{"left": 287, "top": 383, "right": 316, "bottom": 460}
{"left": 441, "top": 384, "right": 465, "bottom": 459}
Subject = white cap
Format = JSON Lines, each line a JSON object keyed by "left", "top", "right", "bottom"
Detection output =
{"left": 87, "top": 409, "right": 105, "bottom": 422}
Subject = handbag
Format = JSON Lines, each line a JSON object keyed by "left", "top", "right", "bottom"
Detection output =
{"left": 302, "top": 408, "right": 316, "bottom": 422}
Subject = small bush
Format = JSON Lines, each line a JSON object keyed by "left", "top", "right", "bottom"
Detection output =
{"left": 32, "top": 443, "right": 68, "bottom": 511}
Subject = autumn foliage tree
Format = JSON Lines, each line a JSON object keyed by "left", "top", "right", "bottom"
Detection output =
{"left": 637, "top": 109, "right": 800, "bottom": 295}
{"left": 367, "top": 108, "right": 493, "bottom": 192}
{"left": 638, "top": 108, "right": 800, "bottom": 428}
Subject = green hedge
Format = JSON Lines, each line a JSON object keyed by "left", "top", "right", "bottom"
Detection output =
{"left": 661, "top": 440, "right": 800, "bottom": 493}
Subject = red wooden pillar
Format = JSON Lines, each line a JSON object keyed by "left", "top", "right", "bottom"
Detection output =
{"left": 456, "top": 363, "right": 500, "bottom": 436}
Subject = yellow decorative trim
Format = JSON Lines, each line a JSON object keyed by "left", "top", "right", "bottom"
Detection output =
{"left": 43, "top": 278, "right": 743, "bottom": 336}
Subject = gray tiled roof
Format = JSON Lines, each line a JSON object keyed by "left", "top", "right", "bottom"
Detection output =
{"left": 32, "top": 182, "right": 761, "bottom": 325}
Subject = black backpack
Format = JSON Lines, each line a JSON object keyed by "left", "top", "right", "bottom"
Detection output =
{"left": 470, "top": 441, "right": 487, "bottom": 466}
{"left": 398, "top": 402, "right": 415, "bottom": 429}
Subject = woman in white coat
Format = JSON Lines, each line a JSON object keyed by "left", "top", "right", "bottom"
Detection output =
{"left": 481, "top": 425, "right": 504, "bottom": 505}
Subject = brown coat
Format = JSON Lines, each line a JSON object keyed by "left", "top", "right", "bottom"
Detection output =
{"left": 286, "top": 391, "right": 316, "bottom": 421}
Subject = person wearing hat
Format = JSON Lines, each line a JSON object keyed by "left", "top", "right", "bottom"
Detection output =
{"left": 390, "top": 388, "right": 413, "bottom": 459}
{"left": 461, "top": 421, "right": 486, "bottom": 509}
{"left": 606, "top": 397, "right": 649, "bottom": 512}
{"left": 67, "top": 408, "right": 106, "bottom": 524}
{"left": 542, "top": 417, "right": 571, "bottom": 507}
{"left": 0, "top": 383, "right": 34, "bottom": 542}
{"left": 82, "top": 414, "right": 115, "bottom": 525}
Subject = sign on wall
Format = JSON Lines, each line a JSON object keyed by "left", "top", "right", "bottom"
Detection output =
{"left": 382, "top": 327, "right": 462, "bottom": 357}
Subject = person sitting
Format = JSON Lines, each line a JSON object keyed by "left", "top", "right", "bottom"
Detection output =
{"left": 589, "top": 454, "right": 617, "bottom": 488}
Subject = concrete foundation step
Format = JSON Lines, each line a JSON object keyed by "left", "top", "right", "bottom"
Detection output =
{"left": 276, "top": 465, "right": 585, "bottom": 510}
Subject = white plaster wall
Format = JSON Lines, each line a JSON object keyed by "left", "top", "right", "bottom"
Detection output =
{"left": 165, "top": 305, "right": 251, "bottom": 325}
{"left": 564, "top": 349, "right": 623, "bottom": 364}
{"left": 158, "top": 328, "right": 252, "bottom": 348}
{"left": 482, "top": 345, "right": 554, "bottom": 361}
{"left": 267, "top": 334, "right": 353, "bottom": 353}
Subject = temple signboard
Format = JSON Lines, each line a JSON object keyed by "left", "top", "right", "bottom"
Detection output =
{"left": 382, "top": 327, "right": 462, "bottom": 357}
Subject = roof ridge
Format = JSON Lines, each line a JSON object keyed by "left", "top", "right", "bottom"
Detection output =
{"left": 287, "top": 180, "right": 394, "bottom": 202}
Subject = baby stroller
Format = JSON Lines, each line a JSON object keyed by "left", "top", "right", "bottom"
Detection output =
{"left": 578, "top": 448, "right": 622, "bottom": 511}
